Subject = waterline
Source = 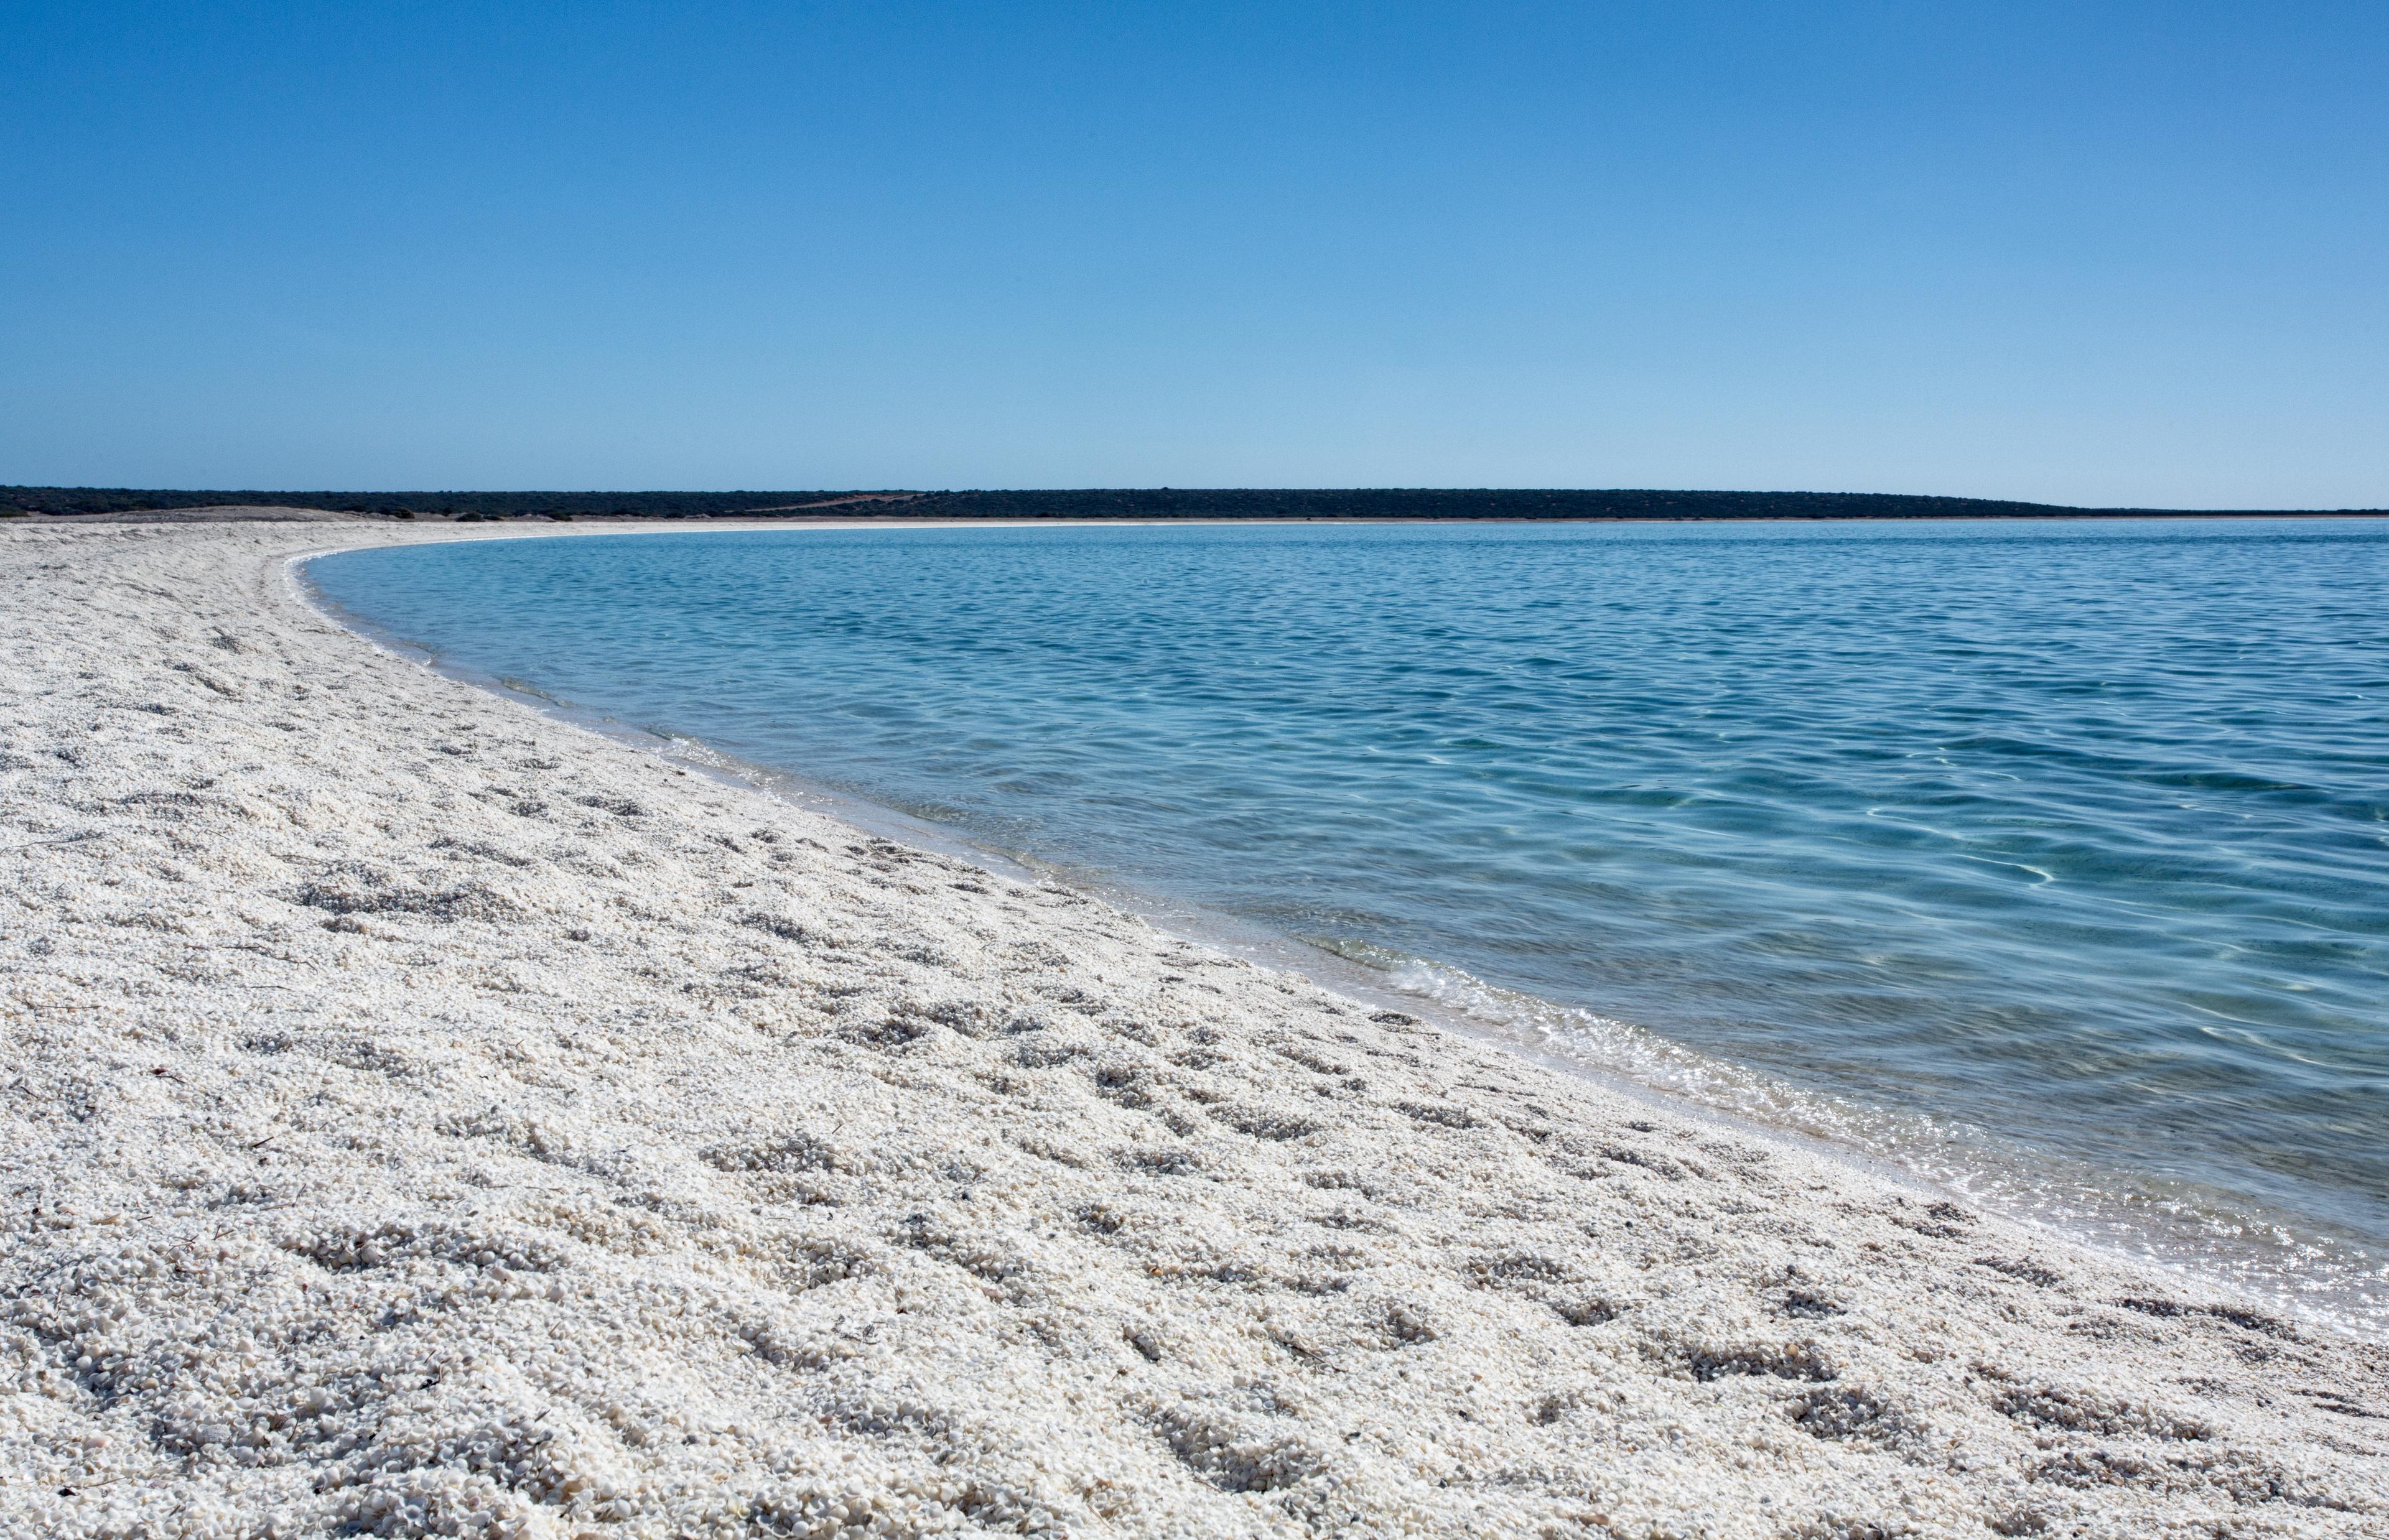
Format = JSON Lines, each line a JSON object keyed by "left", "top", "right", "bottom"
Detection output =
{"left": 305, "top": 517, "right": 2389, "bottom": 1334}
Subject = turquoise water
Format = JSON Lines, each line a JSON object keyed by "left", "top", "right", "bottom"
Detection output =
{"left": 309, "top": 520, "right": 2389, "bottom": 1330}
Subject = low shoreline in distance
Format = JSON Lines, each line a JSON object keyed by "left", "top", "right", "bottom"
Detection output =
{"left": 9, "top": 483, "right": 2387, "bottom": 522}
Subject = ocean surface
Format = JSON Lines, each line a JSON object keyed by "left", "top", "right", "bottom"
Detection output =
{"left": 309, "top": 519, "right": 2389, "bottom": 1332}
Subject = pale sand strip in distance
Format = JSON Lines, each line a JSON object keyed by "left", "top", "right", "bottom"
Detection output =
{"left": 2, "top": 516, "right": 2382, "bottom": 1539}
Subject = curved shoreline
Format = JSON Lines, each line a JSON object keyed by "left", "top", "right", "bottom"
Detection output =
{"left": 296, "top": 522, "right": 2388, "bottom": 1342}
{"left": 284, "top": 539, "right": 2031, "bottom": 1231}
{"left": 4, "top": 516, "right": 2383, "bottom": 1537}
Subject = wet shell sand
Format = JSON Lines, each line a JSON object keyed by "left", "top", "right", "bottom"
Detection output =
{"left": 2, "top": 516, "right": 2383, "bottom": 1539}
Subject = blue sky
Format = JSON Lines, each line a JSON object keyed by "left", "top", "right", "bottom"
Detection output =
{"left": 4, "top": 2, "right": 2383, "bottom": 505}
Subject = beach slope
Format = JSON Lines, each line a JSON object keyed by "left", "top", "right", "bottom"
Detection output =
{"left": 2, "top": 518, "right": 2382, "bottom": 1538}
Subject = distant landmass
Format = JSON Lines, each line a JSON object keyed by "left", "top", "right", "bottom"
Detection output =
{"left": 6, "top": 485, "right": 2382, "bottom": 521}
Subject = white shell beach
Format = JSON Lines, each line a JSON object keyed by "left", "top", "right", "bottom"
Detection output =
{"left": 3, "top": 514, "right": 2383, "bottom": 1538}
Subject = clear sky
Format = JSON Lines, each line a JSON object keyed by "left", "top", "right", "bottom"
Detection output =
{"left": 4, "top": 2, "right": 2383, "bottom": 506}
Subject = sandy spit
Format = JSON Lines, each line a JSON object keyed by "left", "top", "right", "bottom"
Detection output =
{"left": 1, "top": 517, "right": 2382, "bottom": 1540}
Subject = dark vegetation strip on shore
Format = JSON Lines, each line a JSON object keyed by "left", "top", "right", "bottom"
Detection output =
{"left": 6, "top": 485, "right": 2382, "bottom": 521}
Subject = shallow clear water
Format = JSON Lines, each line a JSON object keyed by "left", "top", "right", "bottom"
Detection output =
{"left": 310, "top": 520, "right": 2389, "bottom": 1330}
